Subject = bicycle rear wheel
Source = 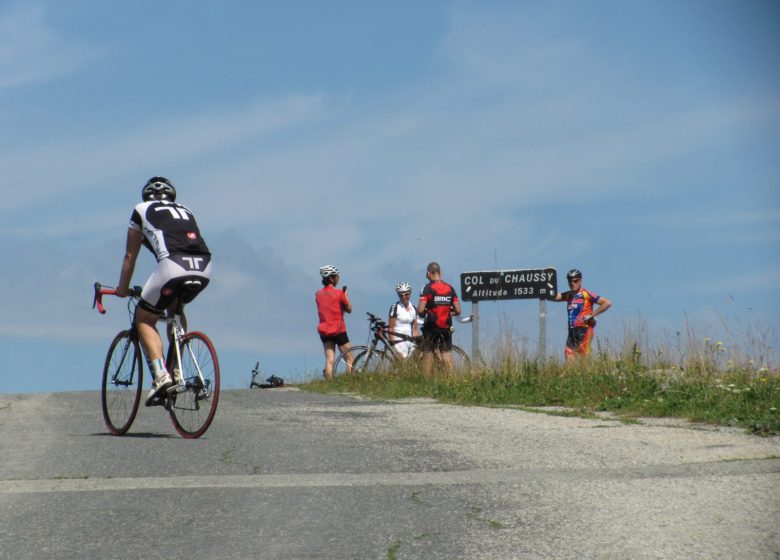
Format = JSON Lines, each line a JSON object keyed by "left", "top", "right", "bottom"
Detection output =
{"left": 333, "top": 346, "right": 367, "bottom": 377}
{"left": 101, "top": 330, "right": 143, "bottom": 435}
{"left": 450, "top": 345, "right": 472, "bottom": 372}
{"left": 168, "top": 331, "right": 220, "bottom": 439}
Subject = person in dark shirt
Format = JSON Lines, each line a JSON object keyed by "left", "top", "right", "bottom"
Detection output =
{"left": 115, "top": 177, "right": 212, "bottom": 404}
{"left": 417, "top": 262, "right": 461, "bottom": 375}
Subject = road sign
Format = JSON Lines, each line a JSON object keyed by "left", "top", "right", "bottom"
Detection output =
{"left": 460, "top": 268, "right": 557, "bottom": 302}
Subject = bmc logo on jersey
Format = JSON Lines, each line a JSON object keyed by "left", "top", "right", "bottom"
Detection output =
{"left": 187, "top": 232, "right": 197, "bottom": 240}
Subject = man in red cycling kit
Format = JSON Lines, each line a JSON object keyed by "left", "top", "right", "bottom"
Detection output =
{"left": 315, "top": 265, "right": 352, "bottom": 379}
{"left": 549, "top": 268, "right": 612, "bottom": 360}
{"left": 417, "top": 262, "right": 462, "bottom": 375}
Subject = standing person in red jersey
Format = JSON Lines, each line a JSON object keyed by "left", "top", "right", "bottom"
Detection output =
{"left": 315, "top": 265, "right": 353, "bottom": 379}
{"left": 417, "top": 262, "right": 462, "bottom": 375}
{"left": 549, "top": 268, "right": 612, "bottom": 360}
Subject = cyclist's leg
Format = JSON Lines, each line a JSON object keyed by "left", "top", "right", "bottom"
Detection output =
{"left": 337, "top": 339, "right": 355, "bottom": 372}
{"left": 579, "top": 326, "right": 595, "bottom": 356}
{"left": 136, "top": 260, "right": 177, "bottom": 381}
{"left": 436, "top": 329, "right": 455, "bottom": 375}
{"left": 322, "top": 339, "right": 337, "bottom": 379}
{"left": 420, "top": 330, "right": 435, "bottom": 375}
{"left": 565, "top": 327, "right": 588, "bottom": 360}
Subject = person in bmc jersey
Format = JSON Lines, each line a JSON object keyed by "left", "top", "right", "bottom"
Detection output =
{"left": 388, "top": 282, "right": 419, "bottom": 359}
{"left": 315, "top": 265, "right": 353, "bottom": 379}
{"left": 115, "top": 177, "right": 212, "bottom": 405}
{"left": 417, "top": 262, "right": 462, "bottom": 375}
{"left": 549, "top": 268, "right": 612, "bottom": 360}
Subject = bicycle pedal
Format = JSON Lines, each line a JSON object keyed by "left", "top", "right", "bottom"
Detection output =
{"left": 145, "top": 395, "right": 166, "bottom": 407}
{"left": 167, "top": 383, "right": 187, "bottom": 395}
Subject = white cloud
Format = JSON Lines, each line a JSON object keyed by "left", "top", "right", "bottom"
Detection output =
{"left": 0, "top": 3, "right": 96, "bottom": 90}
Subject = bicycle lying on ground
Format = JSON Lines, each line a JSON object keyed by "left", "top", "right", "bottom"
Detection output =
{"left": 93, "top": 282, "right": 220, "bottom": 438}
{"left": 250, "top": 362, "right": 284, "bottom": 389}
{"left": 333, "top": 312, "right": 471, "bottom": 376}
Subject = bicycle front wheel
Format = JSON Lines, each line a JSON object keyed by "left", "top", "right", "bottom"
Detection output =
{"left": 168, "top": 331, "right": 220, "bottom": 439}
{"left": 333, "top": 346, "right": 367, "bottom": 377}
{"left": 101, "top": 330, "right": 143, "bottom": 435}
{"left": 355, "top": 349, "right": 392, "bottom": 374}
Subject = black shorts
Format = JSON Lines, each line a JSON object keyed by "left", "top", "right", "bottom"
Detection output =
{"left": 566, "top": 327, "right": 589, "bottom": 350}
{"left": 421, "top": 327, "right": 452, "bottom": 352}
{"left": 320, "top": 332, "right": 350, "bottom": 346}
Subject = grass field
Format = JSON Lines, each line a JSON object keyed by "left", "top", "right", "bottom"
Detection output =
{"left": 303, "top": 327, "right": 780, "bottom": 436}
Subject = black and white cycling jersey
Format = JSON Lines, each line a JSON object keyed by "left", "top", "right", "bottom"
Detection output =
{"left": 130, "top": 200, "right": 210, "bottom": 262}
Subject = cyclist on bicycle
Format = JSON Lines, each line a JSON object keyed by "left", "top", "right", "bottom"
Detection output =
{"left": 548, "top": 268, "right": 612, "bottom": 360}
{"left": 388, "top": 282, "right": 419, "bottom": 358}
{"left": 316, "top": 265, "right": 352, "bottom": 379}
{"left": 417, "top": 262, "right": 461, "bottom": 374}
{"left": 115, "top": 177, "right": 212, "bottom": 405}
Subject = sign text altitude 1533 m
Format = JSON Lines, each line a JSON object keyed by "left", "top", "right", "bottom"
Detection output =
{"left": 460, "top": 268, "right": 558, "bottom": 302}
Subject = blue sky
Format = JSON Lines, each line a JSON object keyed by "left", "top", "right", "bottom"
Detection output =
{"left": 1, "top": 0, "right": 778, "bottom": 393}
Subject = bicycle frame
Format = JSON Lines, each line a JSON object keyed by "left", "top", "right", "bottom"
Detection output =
{"left": 351, "top": 313, "right": 418, "bottom": 373}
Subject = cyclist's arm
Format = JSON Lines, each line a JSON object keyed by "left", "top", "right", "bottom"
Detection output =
{"left": 116, "top": 228, "right": 143, "bottom": 298}
{"left": 592, "top": 296, "right": 612, "bottom": 318}
{"left": 451, "top": 298, "right": 461, "bottom": 317}
{"left": 388, "top": 315, "right": 397, "bottom": 341}
{"left": 342, "top": 288, "right": 352, "bottom": 314}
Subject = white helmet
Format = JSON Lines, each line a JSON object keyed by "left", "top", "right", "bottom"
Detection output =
{"left": 319, "top": 265, "right": 339, "bottom": 278}
{"left": 396, "top": 281, "right": 412, "bottom": 294}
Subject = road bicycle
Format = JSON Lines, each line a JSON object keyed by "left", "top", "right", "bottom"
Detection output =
{"left": 250, "top": 362, "right": 284, "bottom": 389}
{"left": 92, "top": 282, "right": 220, "bottom": 438}
{"left": 333, "top": 312, "right": 471, "bottom": 376}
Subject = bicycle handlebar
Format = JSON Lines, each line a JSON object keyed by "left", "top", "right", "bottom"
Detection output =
{"left": 93, "top": 282, "right": 141, "bottom": 314}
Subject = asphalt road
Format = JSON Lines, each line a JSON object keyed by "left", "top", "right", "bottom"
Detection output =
{"left": 1, "top": 388, "right": 778, "bottom": 560}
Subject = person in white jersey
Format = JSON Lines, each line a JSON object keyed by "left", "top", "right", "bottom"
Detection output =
{"left": 388, "top": 282, "right": 419, "bottom": 358}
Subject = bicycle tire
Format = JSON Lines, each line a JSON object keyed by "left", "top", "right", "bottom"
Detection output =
{"left": 168, "top": 331, "right": 220, "bottom": 439}
{"left": 333, "top": 346, "right": 367, "bottom": 376}
{"left": 356, "top": 348, "right": 392, "bottom": 374}
{"left": 101, "top": 330, "right": 143, "bottom": 435}
{"left": 450, "top": 344, "right": 472, "bottom": 372}
{"left": 409, "top": 338, "right": 472, "bottom": 375}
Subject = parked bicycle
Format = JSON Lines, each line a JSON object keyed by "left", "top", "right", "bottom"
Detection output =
{"left": 333, "top": 312, "right": 470, "bottom": 375}
{"left": 93, "top": 281, "right": 220, "bottom": 438}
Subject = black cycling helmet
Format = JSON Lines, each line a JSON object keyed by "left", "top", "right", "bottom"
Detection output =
{"left": 142, "top": 176, "right": 177, "bottom": 202}
{"left": 566, "top": 268, "right": 582, "bottom": 280}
